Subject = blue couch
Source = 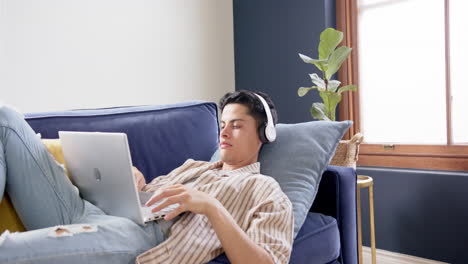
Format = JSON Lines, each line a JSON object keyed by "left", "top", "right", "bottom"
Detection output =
{"left": 25, "top": 101, "right": 358, "bottom": 264}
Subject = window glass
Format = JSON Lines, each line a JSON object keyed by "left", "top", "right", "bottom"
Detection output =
{"left": 358, "top": 0, "right": 446, "bottom": 144}
{"left": 450, "top": 0, "right": 468, "bottom": 144}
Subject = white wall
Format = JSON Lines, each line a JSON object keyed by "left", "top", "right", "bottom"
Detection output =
{"left": 0, "top": 0, "right": 234, "bottom": 113}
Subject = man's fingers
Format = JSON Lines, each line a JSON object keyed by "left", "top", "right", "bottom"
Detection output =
{"left": 165, "top": 184, "right": 184, "bottom": 189}
{"left": 132, "top": 166, "right": 146, "bottom": 191}
{"left": 132, "top": 167, "right": 141, "bottom": 176}
{"left": 150, "top": 193, "right": 185, "bottom": 213}
{"left": 138, "top": 177, "right": 145, "bottom": 188}
{"left": 146, "top": 187, "right": 185, "bottom": 207}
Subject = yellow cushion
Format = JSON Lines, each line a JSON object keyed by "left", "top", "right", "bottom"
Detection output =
{"left": 0, "top": 195, "right": 26, "bottom": 233}
{"left": 0, "top": 139, "right": 66, "bottom": 233}
{"left": 42, "top": 139, "right": 68, "bottom": 171}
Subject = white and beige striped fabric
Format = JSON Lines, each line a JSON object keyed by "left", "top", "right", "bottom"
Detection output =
{"left": 137, "top": 159, "right": 294, "bottom": 264}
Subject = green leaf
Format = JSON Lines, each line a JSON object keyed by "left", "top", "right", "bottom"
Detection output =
{"left": 325, "top": 46, "right": 352, "bottom": 79}
{"left": 309, "top": 73, "right": 325, "bottom": 90}
{"left": 319, "top": 91, "right": 341, "bottom": 121}
{"left": 337, "top": 84, "right": 357, "bottom": 94}
{"left": 299, "top": 53, "right": 328, "bottom": 72}
{"left": 318, "top": 28, "right": 343, "bottom": 60}
{"left": 297, "top": 86, "right": 319, "bottom": 97}
{"left": 327, "top": 80, "right": 341, "bottom": 92}
{"left": 311, "top": 103, "right": 331, "bottom": 121}
{"left": 314, "top": 61, "right": 328, "bottom": 72}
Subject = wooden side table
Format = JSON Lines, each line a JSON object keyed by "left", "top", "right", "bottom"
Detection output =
{"left": 357, "top": 175, "right": 376, "bottom": 264}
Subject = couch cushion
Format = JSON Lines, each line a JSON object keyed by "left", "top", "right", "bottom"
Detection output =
{"left": 290, "top": 212, "right": 340, "bottom": 264}
{"left": 211, "top": 121, "right": 352, "bottom": 237}
{"left": 25, "top": 102, "right": 219, "bottom": 183}
{"left": 208, "top": 212, "right": 340, "bottom": 264}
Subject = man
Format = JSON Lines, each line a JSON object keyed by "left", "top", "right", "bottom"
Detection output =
{"left": 0, "top": 90, "right": 293, "bottom": 264}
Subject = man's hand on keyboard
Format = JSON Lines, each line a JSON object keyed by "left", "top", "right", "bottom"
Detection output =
{"left": 145, "top": 184, "right": 222, "bottom": 221}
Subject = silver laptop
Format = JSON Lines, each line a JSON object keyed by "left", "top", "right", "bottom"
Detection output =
{"left": 59, "top": 131, "right": 178, "bottom": 226}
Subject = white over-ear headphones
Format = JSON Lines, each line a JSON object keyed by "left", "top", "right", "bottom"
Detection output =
{"left": 253, "top": 93, "right": 276, "bottom": 143}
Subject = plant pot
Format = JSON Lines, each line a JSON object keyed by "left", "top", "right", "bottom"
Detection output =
{"left": 329, "top": 133, "right": 364, "bottom": 169}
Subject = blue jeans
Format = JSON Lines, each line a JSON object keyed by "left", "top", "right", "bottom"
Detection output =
{"left": 0, "top": 106, "right": 166, "bottom": 264}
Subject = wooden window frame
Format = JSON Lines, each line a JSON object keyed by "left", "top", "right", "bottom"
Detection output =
{"left": 336, "top": 0, "right": 468, "bottom": 171}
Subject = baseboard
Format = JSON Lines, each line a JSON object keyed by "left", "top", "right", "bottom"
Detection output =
{"left": 362, "top": 246, "right": 448, "bottom": 264}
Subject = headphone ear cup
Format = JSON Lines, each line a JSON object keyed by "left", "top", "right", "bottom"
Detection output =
{"left": 253, "top": 92, "right": 276, "bottom": 143}
{"left": 258, "top": 123, "right": 268, "bottom": 143}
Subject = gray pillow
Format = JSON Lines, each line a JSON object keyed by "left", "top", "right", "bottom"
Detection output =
{"left": 210, "top": 120, "right": 352, "bottom": 237}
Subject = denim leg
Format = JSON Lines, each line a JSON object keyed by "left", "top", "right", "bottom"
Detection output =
{"left": 0, "top": 201, "right": 166, "bottom": 264}
{"left": 0, "top": 106, "right": 84, "bottom": 230}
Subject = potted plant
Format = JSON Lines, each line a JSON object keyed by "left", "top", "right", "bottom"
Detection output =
{"left": 298, "top": 27, "right": 357, "bottom": 121}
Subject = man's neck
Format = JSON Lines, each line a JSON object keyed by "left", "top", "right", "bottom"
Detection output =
{"left": 221, "top": 160, "right": 256, "bottom": 171}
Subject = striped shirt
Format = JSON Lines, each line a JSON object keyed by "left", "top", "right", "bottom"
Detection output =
{"left": 136, "top": 159, "right": 294, "bottom": 264}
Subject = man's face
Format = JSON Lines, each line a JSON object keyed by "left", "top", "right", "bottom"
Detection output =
{"left": 219, "top": 103, "right": 262, "bottom": 167}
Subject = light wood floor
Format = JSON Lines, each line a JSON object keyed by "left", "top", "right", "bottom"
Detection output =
{"left": 362, "top": 246, "right": 448, "bottom": 264}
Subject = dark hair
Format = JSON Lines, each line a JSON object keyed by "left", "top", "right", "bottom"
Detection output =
{"left": 218, "top": 90, "right": 278, "bottom": 131}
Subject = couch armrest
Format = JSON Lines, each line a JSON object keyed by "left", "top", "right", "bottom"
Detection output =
{"left": 310, "top": 165, "right": 358, "bottom": 264}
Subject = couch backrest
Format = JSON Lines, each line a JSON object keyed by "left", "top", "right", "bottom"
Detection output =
{"left": 25, "top": 102, "right": 219, "bottom": 182}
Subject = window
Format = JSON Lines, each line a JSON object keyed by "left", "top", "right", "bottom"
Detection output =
{"left": 337, "top": 0, "right": 468, "bottom": 171}
{"left": 450, "top": 0, "right": 468, "bottom": 144}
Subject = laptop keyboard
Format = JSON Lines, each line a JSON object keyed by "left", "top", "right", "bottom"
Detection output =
{"left": 138, "top": 191, "right": 154, "bottom": 206}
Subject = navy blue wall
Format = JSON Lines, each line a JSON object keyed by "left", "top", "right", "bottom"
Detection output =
{"left": 233, "top": 0, "right": 336, "bottom": 124}
{"left": 357, "top": 167, "right": 468, "bottom": 263}
{"left": 233, "top": 1, "right": 468, "bottom": 263}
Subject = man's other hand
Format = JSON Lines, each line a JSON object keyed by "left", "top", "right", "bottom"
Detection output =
{"left": 145, "top": 184, "right": 221, "bottom": 220}
{"left": 132, "top": 166, "right": 146, "bottom": 191}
